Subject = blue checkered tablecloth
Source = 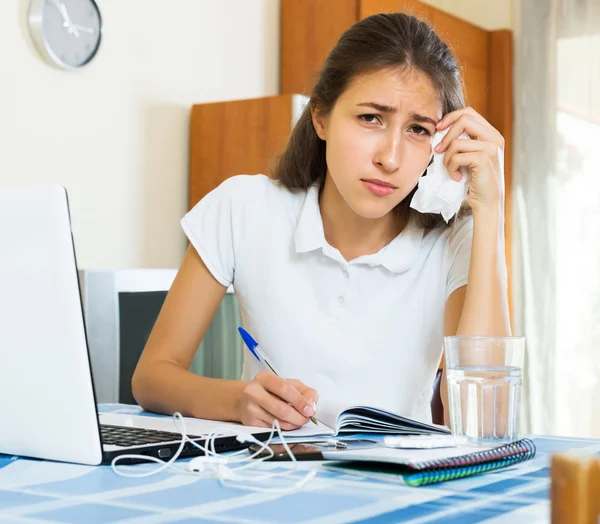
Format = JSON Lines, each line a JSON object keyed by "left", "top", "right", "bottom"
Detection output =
{"left": 1, "top": 404, "right": 599, "bottom": 524}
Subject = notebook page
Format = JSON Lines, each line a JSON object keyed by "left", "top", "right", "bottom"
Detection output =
{"left": 322, "top": 444, "right": 490, "bottom": 465}
{"left": 280, "top": 419, "right": 336, "bottom": 440}
{"left": 275, "top": 401, "right": 344, "bottom": 442}
{"left": 335, "top": 406, "right": 450, "bottom": 434}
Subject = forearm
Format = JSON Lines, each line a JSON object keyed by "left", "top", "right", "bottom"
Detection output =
{"left": 456, "top": 205, "right": 511, "bottom": 336}
{"left": 132, "top": 361, "right": 247, "bottom": 422}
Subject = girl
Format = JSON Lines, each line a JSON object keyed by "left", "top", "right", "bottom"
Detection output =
{"left": 132, "top": 13, "right": 510, "bottom": 430}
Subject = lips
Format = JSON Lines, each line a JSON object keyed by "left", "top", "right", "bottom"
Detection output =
{"left": 361, "top": 179, "right": 397, "bottom": 189}
{"left": 361, "top": 178, "right": 397, "bottom": 197}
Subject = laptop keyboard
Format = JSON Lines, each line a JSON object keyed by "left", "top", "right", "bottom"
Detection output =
{"left": 100, "top": 424, "right": 203, "bottom": 447}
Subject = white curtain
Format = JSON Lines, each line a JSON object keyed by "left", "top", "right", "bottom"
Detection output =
{"left": 190, "top": 293, "right": 244, "bottom": 380}
{"left": 514, "top": 0, "right": 600, "bottom": 437}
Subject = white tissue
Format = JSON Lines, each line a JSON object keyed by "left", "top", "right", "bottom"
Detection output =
{"left": 410, "top": 127, "right": 470, "bottom": 222}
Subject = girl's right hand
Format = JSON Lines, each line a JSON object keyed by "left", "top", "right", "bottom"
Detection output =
{"left": 238, "top": 371, "right": 319, "bottom": 430}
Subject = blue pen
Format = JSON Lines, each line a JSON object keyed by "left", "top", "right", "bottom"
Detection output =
{"left": 238, "top": 327, "right": 318, "bottom": 425}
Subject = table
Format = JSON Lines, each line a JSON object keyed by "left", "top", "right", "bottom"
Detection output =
{"left": 1, "top": 404, "right": 599, "bottom": 524}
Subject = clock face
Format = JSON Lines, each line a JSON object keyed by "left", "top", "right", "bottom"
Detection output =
{"left": 34, "top": 0, "right": 102, "bottom": 69}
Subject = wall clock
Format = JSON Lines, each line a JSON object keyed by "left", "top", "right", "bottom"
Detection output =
{"left": 28, "top": 0, "right": 102, "bottom": 70}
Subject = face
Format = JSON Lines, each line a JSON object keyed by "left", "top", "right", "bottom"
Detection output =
{"left": 312, "top": 67, "right": 442, "bottom": 220}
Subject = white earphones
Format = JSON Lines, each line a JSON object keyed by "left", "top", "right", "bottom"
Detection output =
{"left": 187, "top": 455, "right": 227, "bottom": 472}
{"left": 111, "top": 413, "right": 317, "bottom": 493}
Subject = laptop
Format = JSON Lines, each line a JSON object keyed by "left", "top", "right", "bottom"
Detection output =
{"left": 0, "top": 185, "right": 267, "bottom": 465}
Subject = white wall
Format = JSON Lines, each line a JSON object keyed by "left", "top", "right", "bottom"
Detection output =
{"left": 1, "top": 0, "right": 510, "bottom": 270}
{"left": 1, "top": 0, "right": 281, "bottom": 269}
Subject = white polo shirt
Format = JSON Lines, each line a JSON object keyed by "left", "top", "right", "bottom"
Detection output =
{"left": 181, "top": 174, "right": 473, "bottom": 424}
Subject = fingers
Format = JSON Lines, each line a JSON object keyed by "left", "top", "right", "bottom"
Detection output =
{"left": 440, "top": 138, "right": 499, "bottom": 181}
{"left": 435, "top": 107, "right": 504, "bottom": 151}
{"left": 435, "top": 118, "right": 488, "bottom": 153}
{"left": 240, "top": 372, "right": 321, "bottom": 431}
{"left": 243, "top": 380, "right": 309, "bottom": 428}
{"left": 258, "top": 372, "right": 317, "bottom": 418}
{"left": 241, "top": 401, "right": 299, "bottom": 431}
{"left": 446, "top": 152, "right": 494, "bottom": 178}
{"left": 443, "top": 137, "right": 498, "bottom": 159}
{"left": 245, "top": 372, "right": 313, "bottom": 427}
{"left": 287, "top": 379, "right": 319, "bottom": 405}
{"left": 287, "top": 379, "right": 319, "bottom": 419}
{"left": 436, "top": 106, "right": 483, "bottom": 129}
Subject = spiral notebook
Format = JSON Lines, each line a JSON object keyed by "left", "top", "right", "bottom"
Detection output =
{"left": 323, "top": 438, "right": 536, "bottom": 487}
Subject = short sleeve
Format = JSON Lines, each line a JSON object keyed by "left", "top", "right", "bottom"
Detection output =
{"left": 444, "top": 216, "right": 474, "bottom": 298}
{"left": 180, "top": 178, "right": 238, "bottom": 287}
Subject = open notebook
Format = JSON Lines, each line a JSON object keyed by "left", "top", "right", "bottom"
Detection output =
{"left": 284, "top": 405, "right": 450, "bottom": 440}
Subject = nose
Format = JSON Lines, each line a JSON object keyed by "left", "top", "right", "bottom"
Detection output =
{"left": 373, "top": 129, "right": 402, "bottom": 173}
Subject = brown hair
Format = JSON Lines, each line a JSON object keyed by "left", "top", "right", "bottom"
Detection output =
{"left": 272, "top": 13, "right": 468, "bottom": 230}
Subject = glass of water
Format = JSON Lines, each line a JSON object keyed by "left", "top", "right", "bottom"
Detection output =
{"left": 444, "top": 336, "right": 525, "bottom": 446}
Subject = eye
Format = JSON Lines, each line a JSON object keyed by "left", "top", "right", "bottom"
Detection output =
{"left": 358, "top": 114, "right": 382, "bottom": 125}
{"left": 409, "top": 125, "right": 432, "bottom": 136}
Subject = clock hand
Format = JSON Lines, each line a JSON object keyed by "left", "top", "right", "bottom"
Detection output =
{"left": 60, "top": 6, "right": 81, "bottom": 38}
{"left": 52, "top": 0, "right": 81, "bottom": 38}
{"left": 72, "top": 24, "right": 94, "bottom": 34}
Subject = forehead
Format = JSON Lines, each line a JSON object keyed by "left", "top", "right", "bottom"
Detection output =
{"left": 339, "top": 67, "right": 441, "bottom": 116}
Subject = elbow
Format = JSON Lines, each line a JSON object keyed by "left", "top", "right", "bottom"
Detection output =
{"left": 440, "top": 369, "right": 450, "bottom": 428}
{"left": 131, "top": 363, "right": 150, "bottom": 409}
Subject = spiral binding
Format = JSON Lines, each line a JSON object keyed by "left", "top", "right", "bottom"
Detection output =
{"left": 403, "top": 438, "right": 536, "bottom": 487}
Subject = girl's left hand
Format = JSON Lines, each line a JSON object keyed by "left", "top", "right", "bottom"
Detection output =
{"left": 434, "top": 107, "right": 505, "bottom": 214}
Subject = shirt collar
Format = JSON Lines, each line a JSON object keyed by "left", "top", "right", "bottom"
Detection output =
{"left": 365, "top": 219, "right": 424, "bottom": 273}
{"left": 294, "top": 184, "right": 424, "bottom": 274}
{"left": 294, "top": 184, "right": 327, "bottom": 253}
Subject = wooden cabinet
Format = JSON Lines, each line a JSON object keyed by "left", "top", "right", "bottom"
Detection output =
{"left": 280, "top": 0, "right": 360, "bottom": 97}
{"left": 188, "top": 94, "right": 307, "bottom": 209}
